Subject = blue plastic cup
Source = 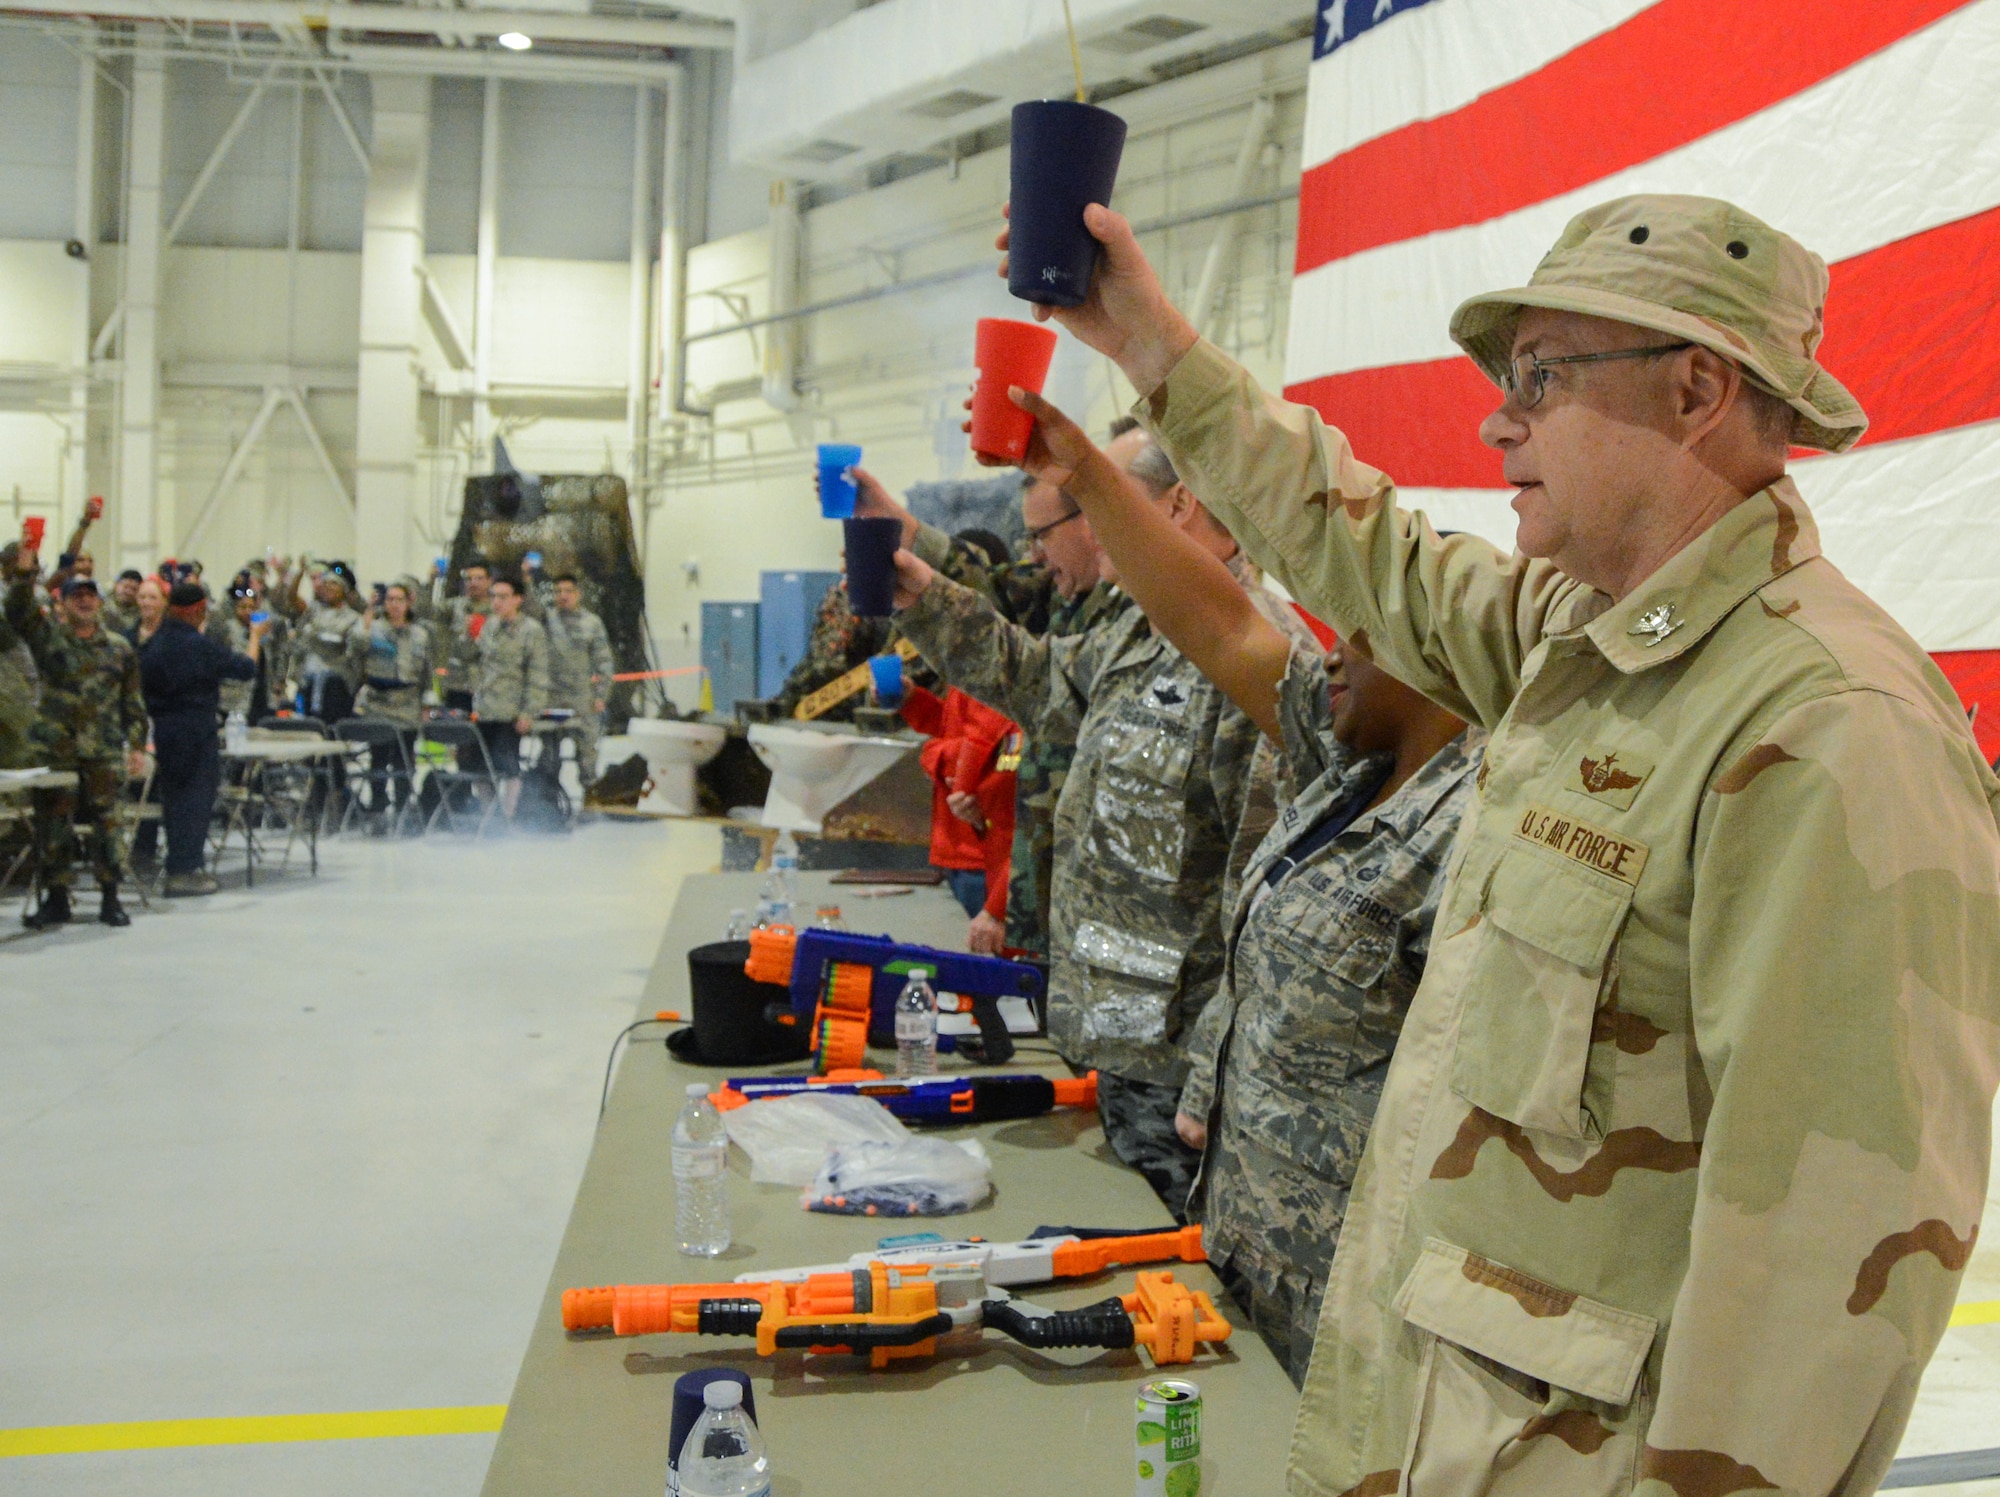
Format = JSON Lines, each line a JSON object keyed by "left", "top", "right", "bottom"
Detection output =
{"left": 668, "top": 1369, "right": 757, "bottom": 1485}
{"left": 1008, "top": 100, "right": 1128, "bottom": 308}
{"left": 869, "top": 653, "right": 904, "bottom": 705}
{"left": 842, "top": 517, "right": 903, "bottom": 618}
{"left": 249, "top": 610, "right": 270, "bottom": 625}
{"left": 817, "top": 443, "right": 862, "bottom": 519}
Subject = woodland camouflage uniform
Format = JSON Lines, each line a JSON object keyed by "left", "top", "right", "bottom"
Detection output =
{"left": 1184, "top": 643, "right": 1482, "bottom": 1382}
{"left": 5, "top": 578, "right": 146, "bottom": 888}
{"left": 1145, "top": 196, "right": 2000, "bottom": 1496}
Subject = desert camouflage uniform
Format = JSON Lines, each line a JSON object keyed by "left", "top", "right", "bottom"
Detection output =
{"left": 1145, "top": 336, "right": 2000, "bottom": 1497}
{"left": 543, "top": 604, "right": 614, "bottom": 780}
{"left": 5, "top": 578, "right": 146, "bottom": 888}
{"left": 897, "top": 564, "right": 1266, "bottom": 1211}
{"left": 1182, "top": 643, "right": 1482, "bottom": 1383}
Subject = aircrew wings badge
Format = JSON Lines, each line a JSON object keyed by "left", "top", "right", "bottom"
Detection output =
{"left": 1574, "top": 750, "right": 1653, "bottom": 810}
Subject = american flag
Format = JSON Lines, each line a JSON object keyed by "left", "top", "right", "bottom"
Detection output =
{"left": 1287, "top": 0, "right": 2000, "bottom": 754}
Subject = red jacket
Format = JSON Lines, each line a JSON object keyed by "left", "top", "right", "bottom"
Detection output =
{"left": 899, "top": 686, "right": 1018, "bottom": 920}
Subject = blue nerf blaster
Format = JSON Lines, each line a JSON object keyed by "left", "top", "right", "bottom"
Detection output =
{"left": 745, "top": 926, "right": 1042, "bottom": 1069}
{"left": 712, "top": 1069, "right": 1096, "bottom": 1125}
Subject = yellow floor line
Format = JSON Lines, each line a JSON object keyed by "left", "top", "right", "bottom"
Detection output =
{"left": 1952, "top": 1298, "right": 2000, "bottom": 1329}
{"left": 0, "top": 1406, "right": 506, "bottom": 1459}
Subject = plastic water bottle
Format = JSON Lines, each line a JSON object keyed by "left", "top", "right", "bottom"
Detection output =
{"left": 676, "top": 1382, "right": 770, "bottom": 1497}
{"left": 224, "top": 709, "right": 248, "bottom": 753}
{"left": 894, "top": 968, "right": 938, "bottom": 1078}
{"left": 809, "top": 905, "right": 846, "bottom": 931}
{"left": 751, "top": 871, "right": 787, "bottom": 930}
{"left": 771, "top": 830, "right": 800, "bottom": 910}
{"left": 725, "top": 908, "right": 752, "bottom": 941}
{"left": 672, "top": 1083, "right": 730, "bottom": 1258}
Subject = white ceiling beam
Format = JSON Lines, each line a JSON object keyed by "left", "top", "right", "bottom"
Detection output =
{"left": 0, "top": 0, "right": 731, "bottom": 48}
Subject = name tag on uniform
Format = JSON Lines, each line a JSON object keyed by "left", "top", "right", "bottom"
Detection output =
{"left": 1514, "top": 804, "right": 1649, "bottom": 886}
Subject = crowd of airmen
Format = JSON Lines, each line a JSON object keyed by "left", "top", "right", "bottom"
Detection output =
{"left": 779, "top": 189, "right": 2000, "bottom": 1496}
{"left": 0, "top": 537, "right": 617, "bottom": 923}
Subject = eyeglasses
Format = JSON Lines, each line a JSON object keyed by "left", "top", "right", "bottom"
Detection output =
{"left": 1024, "top": 507, "right": 1084, "bottom": 548}
{"left": 1500, "top": 342, "right": 1696, "bottom": 410}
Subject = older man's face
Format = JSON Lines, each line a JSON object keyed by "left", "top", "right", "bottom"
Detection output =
{"left": 1022, "top": 482, "right": 1099, "bottom": 602}
{"left": 1479, "top": 308, "right": 1694, "bottom": 579}
{"left": 63, "top": 590, "right": 101, "bottom": 630}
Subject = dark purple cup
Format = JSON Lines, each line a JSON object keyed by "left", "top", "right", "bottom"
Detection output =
{"left": 668, "top": 1368, "right": 757, "bottom": 1486}
{"left": 842, "top": 516, "right": 904, "bottom": 618}
{"left": 1007, "top": 99, "right": 1128, "bottom": 308}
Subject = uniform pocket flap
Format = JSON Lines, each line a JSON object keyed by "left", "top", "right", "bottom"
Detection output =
{"left": 1392, "top": 1237, "right": 1656, "bottom": 1406}
{"left": 1073, "top": 921, "right": 1188, "bottom": 985}
{"left": 1484, "top": 851, "right": 1633, "bottom": 973}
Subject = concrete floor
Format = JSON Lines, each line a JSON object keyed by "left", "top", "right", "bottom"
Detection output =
{"left": 0, "top": 816, "right": 719, "bottom": 1496}
{"left": 1, "top": 813, "right": 1995, "bottom": 1494}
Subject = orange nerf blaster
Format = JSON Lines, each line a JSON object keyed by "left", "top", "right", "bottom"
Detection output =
{"left": 562, "top": 1262, "right": 1229, "bottom": 1370}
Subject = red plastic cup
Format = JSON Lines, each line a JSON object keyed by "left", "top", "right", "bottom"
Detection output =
{"left": 970, "top": 318, "right": 1059, "bottom": 464}
{"left": 21, "top": 516, "right": 45, "bottom": 550}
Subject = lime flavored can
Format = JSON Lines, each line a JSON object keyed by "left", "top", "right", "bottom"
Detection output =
{"left": 1135, "top": 1377, "right": 1201, "bottom": 1497}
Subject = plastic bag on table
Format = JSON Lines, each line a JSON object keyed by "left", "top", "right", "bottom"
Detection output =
{"left": 720, "top": 1092, "right": 908, "bottom": 1186}
{"left": 804, "top": 1136, "right": 993, "bottom": 1217}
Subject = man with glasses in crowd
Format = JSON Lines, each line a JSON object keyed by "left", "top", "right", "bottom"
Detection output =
{"left": 1018, "top": 191, "right": 2000, "bottom": 1495}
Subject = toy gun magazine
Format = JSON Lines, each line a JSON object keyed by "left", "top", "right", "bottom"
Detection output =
{"left": 745, "top": 925, "right": 1043, "bottom": 1070}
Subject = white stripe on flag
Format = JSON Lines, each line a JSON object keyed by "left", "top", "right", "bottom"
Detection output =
{"left": 1286, "top": 0, "right": 2000, "bottom": 385}
{"left": 1398, "top": 422, "right": 2000, "bottom": 650}
{"left": 1302, "top": 0, "right": 1656, "bottom": 172}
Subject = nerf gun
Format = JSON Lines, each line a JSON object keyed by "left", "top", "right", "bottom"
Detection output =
{"left": 561, "top": 1261, "right": 1230, "bottom": 1371}
{"left": 712, "top": 1069, "right": 1098, "bottom": 1126}
{"left": 733, "top": 1223, "right": 1206, "bottom": 1289}
{"left": 746, "top": 925, "right": 1043, "bottom": 1070}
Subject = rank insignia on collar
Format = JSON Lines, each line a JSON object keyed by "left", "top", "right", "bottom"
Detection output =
{"left": 1628, "top": 602, "right": 1683, "bottom": 647}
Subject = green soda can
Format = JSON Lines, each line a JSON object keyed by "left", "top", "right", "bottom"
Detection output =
{"left": 1134, "top": 1377, "right": 1201, "bottom": 1497}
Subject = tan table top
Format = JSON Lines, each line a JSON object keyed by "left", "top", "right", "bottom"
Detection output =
{"left": 222, "top": 736, "right": 363, "bottom": 762}
{"left": 482, "top": 870, "right": 1297, "bottom": 1497}
{"left": 0, "top": 768, "right": 80, "bottom": 792}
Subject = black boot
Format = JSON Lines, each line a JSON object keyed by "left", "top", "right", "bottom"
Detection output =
{"left": 24, "top": 885, "right": 72, "bottom": 930}
{"left": 99, "top": 883, "right": 130, "bottom": 927}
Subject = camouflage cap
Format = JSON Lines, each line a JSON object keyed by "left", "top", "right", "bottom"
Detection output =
{"left": 1449, "top": 194, "right": 1867, "bottom": 453}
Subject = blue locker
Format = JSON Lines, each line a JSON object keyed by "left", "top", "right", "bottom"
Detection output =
{"left": 757, "top": 569, "right": 840, "bottom": 698}
{"left": 700, "top": 601, "right": 760, "bottom": 716}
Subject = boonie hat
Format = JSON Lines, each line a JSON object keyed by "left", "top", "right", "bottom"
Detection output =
{"left": 1449, "top": 194, "right": 1867, "bottom": 453}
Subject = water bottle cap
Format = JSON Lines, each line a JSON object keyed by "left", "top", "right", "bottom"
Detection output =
{"left": 686, "top": 1082, "right": 710, "bottom": 1097}
{"left": 703, "top": 1382, "right": 743, "bottom": 1410}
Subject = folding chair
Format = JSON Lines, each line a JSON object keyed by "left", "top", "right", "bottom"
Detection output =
{"left": 258, "top": 715, "right": 336, "bottom": 832}
{"left": 337, "top": 717, "right": 420, "bottom": 837}
{"left": 116, "top": 765, "right": 163, "bottom": 908}
{"left": 416, "top": 718, "right": 501, "bottom": 835}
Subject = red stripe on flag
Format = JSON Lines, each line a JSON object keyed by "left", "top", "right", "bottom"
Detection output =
{"left": 1295, "top": 0, "right": 1971, "bottom": 275}
{"left": 1284, "top": 203, "right": 2000, "bottom": 489}
{"left": 1933, "top": 650, "right": 2000, "bottom": 762}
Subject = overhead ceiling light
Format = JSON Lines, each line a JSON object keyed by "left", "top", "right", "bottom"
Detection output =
{"left": 497, "top": 31, "right": 533, "bottom": 50}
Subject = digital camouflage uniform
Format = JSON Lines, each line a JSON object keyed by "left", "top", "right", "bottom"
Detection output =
{"left": 358, "top": 618, "right": 435, "bottom": 729}
{"left": 436, "top": 594, "right": 492, "bottom": 706}
{"left": 908, "top": 520, "right": 1088, "bottom": 955}
{"left": 543, "top": 604, "right": 615, "bottom": 781}
{"left": 473, "top": 612, "right": 550, "bottom": 722}
{"left": 1182, "top": 643, "right": 1482, "bottom": 1383}
{"left": 1146, "top": 331, "right": 2000, "bottom": 1495}
{"left": 896, "top": 563, "right": 1269, "bottom": 1212}
{"left": 5, "top": 578, "right": 146, "bottom": 888}
{"left": 295, "top": 598, "right": 367, "bottom": 704}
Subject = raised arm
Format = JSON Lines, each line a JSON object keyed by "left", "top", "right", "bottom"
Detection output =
{"left": 1005, "top": 389, "right": 1290, "bottom": 739}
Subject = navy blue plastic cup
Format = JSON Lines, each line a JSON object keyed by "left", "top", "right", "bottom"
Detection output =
{"left": 668, "top": 1368, "right": 757, "bottom": 1486}
{"left": 843, "top": 517, "right": 903, "bottom": 618}
{"left": 817, "top": 443, "right": 861, "bottom": 519}
{"left": 868, "top": 653, "right": 903, "bottom": 705}
{"left": 1007, "top": 100, "right": 1128, "bottom": 308}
